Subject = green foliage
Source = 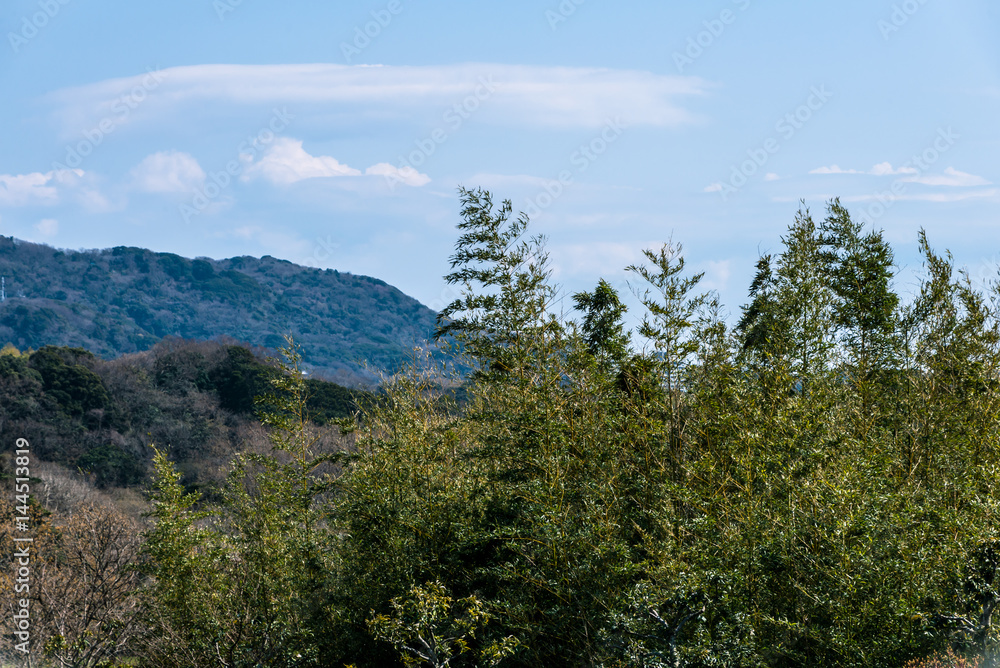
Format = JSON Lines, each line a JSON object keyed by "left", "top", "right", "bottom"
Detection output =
{"left": 437, "top": 186, "right": 560, "bottom": 381}
{"left": 22, "top": 193, "right": 1000, "bottom": 668}
{"left": 0, "top": 338, "right": 361, "bottom": 498}
{"left": 29, "top": 346, "right": 111, "bottom": 417}
{"left": 573, "top": 278, "right": 630, "bottom": 366}
{"left": 305, "top": 376, "right": 364, "bottom": 424}
{"left": 0, "top": 236, "right": 441, "bottom": 383}
{"left": 369, "top": 581, "right": 519, "bottom": 667}
{"left": 0, "top": 303, "right": 62, "bottom": 349}
{"left": 333, "top": 193, "right": 1000, "bottom": 667}
{"left": 77, "top": 442, "right": 146, "bottom": 488}
{"left": 208, "top": 344, "right": 277, "bottom": 413}
{"left": 138, "top": 338, "right": 345, "bottom": 667}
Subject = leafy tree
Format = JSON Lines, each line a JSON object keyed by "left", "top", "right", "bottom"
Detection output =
{"left": 818, "top": 198, "right": 900, "bottom": 417}
{"left": 572, "top": 278, "right": 630, "bottom": 367}
{"left": 29, "top": 346, "right": 110, "bottom": 417}
{"left": 737, "top": 253, "right": 788, "bottom": 362}
{"left": 368, "top": 581, "right": 519, "bottom": 668}
{"left": 139, "top": 338, "right": 343, "bottom": 667}
{"left": 436, "top": 187, "right": 561, "bottom": 381}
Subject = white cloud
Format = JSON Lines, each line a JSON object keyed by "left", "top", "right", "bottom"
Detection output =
{"left": 810, "top": 162, "right": 920, "bottom": 176}
{"left": 810, "top": 165, "right": 864, "bottom": 175}
{"left": 243, "top": 138, "right": 431, "bottom": 188}
{"left": 35, "top": 219, "right": 58, "bottom": 237}
{"left": 842, "top": 188, "right": 998, "bottom": 204}
{"left": 703, "top": 183, "right": 723, "bottom": 193}
{"left": 904, "top": 167, "right": 992, "bottom": 187}
{"left": 52, "top": 63, "right": 709, "bottom": 131}
{"left": 764, "top": 173, "right": 780, "bottom": 181}
{"left": 0, "top": 169, "right": 84, "bottom": 206}
{"left": 243, "top": 138, "right": 361, "bottom": 185}
{"left": 365, "top": 163, "right": 431, "bottom": 188}
{"left": 131, "top": 151, "right": 206, "bottom": 193}
{"left": 869, "top": 162, "right": 918, "bottom": 176}
{"left": 809, "top": 162, "right": 988, "bottom": 187}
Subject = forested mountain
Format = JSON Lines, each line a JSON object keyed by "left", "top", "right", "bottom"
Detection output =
{"left": 0, "top": 338, "right": 365, "bottom": 495}
{"left": 0, "top": 237, "right": 439, "bottom": 385}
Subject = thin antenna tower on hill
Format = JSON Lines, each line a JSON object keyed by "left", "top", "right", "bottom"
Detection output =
{"left": 1, "top": 276, "right": 5, "bottom": 302}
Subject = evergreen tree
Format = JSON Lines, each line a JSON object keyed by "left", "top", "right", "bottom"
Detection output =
{"left": 818, "top": 198, "right": 900, "bottom": 416}
{"left": 572, "top": 278, "right": 630, "bottom": 368}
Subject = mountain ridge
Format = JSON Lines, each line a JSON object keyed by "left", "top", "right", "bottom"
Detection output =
{"left": 0, "top": 236, "right": 440, "bottom": 386}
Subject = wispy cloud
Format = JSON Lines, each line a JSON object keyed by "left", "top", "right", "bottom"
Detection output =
{"left": 131, "top": 151, "right": 206, "bottom": 193}
{"left": 810, "top": 164, "right": 865, "bottom": 175}
{"left": 841, "top": 189, "right": 998, "bottom": 203}
{"left": 364, "top": 163, "right": 431, "bottom": 187}
{"left": 905, "top": 167, "right": 991, "bottom": 187}
{"left": 35, "top": 218, "right": 59, "bottom": 238}
{"left": 809, "top": 162, "right": 919, "bottom": 176}
{"left": 50, "top": 63, "right": 710, "bottom": 132}
{"left": 869, "top": 162, "right": 918, "bottom": 176}
{"left": 809, "top": 162, "right": 989, "bottom": 187}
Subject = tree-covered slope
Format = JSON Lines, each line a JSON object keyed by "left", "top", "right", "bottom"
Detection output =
{"left": 0, "top": 338, "right": 365, "bottom": 493}
{"left": 0, "top": 237, "right": 438, "bottom": 385}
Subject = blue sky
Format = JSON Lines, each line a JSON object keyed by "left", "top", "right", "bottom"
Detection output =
{"left": 1, "top": 0, "right": 998, "bottom": 326}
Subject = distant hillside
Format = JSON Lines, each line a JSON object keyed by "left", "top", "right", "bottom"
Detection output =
{"left": 0, "top": 237, "right": 440, "bottom": 385}
{"left": 0, "top": 339, "right": 365, "bottom": 495}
